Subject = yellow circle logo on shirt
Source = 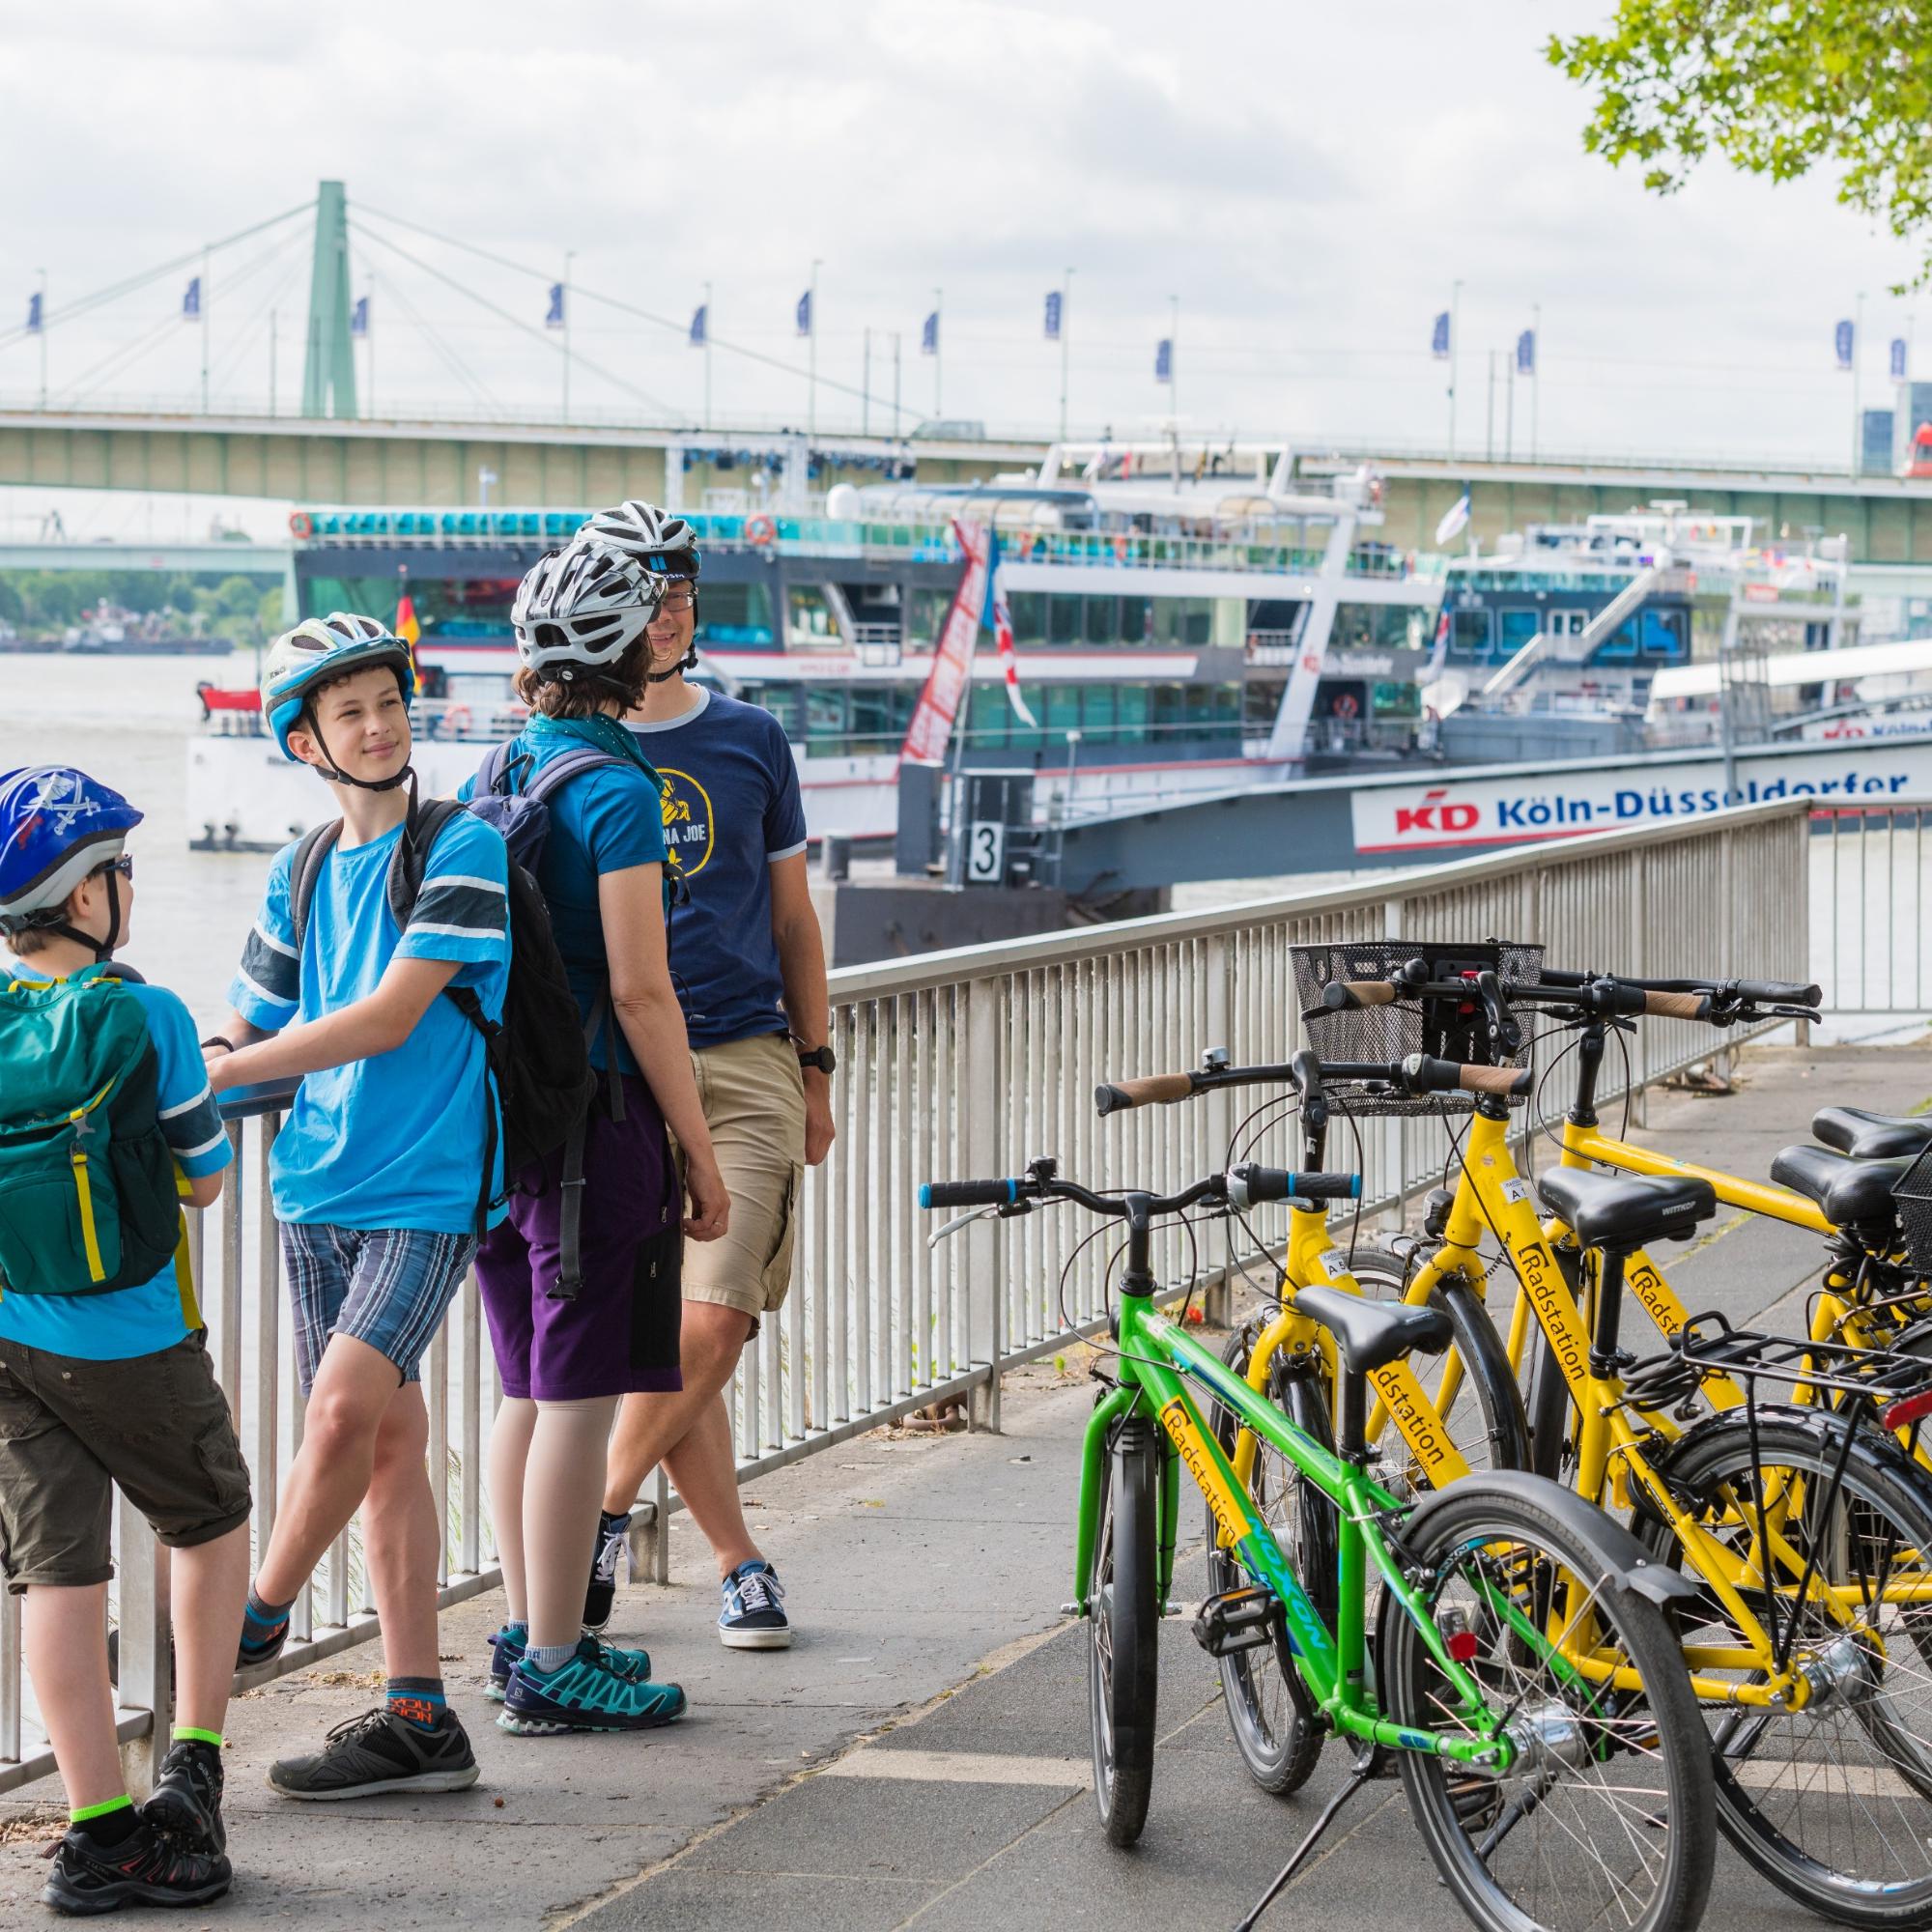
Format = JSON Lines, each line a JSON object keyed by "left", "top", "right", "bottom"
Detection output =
{"left": 659, "top": 768, "right": 715, "bottom": 880}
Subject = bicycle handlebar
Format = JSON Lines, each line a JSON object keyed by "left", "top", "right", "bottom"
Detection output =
{"left": 919, "top": 1178, "right": 1023, "bottom": 1209}
{"left": 1321, "top": 980, "right": 1399, "bottom": 1010}
{"left": 918, "top": 1167, "right": 1242, "bottom": 1224}
{"left": 1094, "top": 1071, "right": 1201, "bottom": 1115}
{"left": 1094, "top": 1050, "right": 1528, "bottom": 1115}
{"left": 1227, "top": 1163, "right": 1360, "bottom": 1208}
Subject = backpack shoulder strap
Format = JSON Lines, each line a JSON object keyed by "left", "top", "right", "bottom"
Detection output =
{"left": 387, "top": 797, "right": 469, "bottom": 937}
{"left": 475, "top": 739, "right": 530, "bottom": 799}
{"left": 521, "top": 746, "right": 626, "bottom": 808}
{"left": 290, "top": 819, "right": 344, "bottom": 956}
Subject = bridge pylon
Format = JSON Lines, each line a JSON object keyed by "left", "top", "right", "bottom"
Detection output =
{"left": 301, "top": 181, "right": 357, "bottom": 420}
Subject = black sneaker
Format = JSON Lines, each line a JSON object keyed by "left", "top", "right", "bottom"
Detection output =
{"left": 583, "top": 1514, "right": 627, "bottom": 1632}
{"left": 268, "top": 1707, "right": 479, "bottom": 1802}
{"left": 144, "top": 1738, "right": 226, "bottom": 1853}
{"left": 235, "top": 1619, "right": 287, "bottom": 1678}
{"left": 41, "top": 1821, "right": 231, "bottom": 1915}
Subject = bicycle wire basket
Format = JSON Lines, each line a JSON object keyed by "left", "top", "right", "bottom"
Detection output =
{"left": 1288, "top": 937, "right": 1544, "bottom": 1118}
{"left": 1892, "top": 1144, "right": 1932, "bottom": 1273}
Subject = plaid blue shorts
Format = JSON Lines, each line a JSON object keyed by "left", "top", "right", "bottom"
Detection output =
{"left": 280, "top": 1223, "right": 478, "bottom": 1394}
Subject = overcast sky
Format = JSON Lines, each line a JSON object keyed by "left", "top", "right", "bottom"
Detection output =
{"left": 0, "top": 0, "right": 1923, "bottom": 535}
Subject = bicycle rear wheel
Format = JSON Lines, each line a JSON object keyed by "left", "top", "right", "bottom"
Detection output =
{"left": 1208, "top": 1321, "right": 1329, "bottom": 1795}
{"left": 1636, "top": 1410, "right": 1932, "bottom": 1928}
{"left": 1381, "top": 1480, "right": 1716, "bottom": 1932}
{"left": 1090, "top": 1413, "right": 1160, "bottom": 1846}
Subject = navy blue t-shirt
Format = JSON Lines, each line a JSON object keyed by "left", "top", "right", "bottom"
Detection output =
{"left": 625, "top": 689, "right": 808, "bottom": 1048}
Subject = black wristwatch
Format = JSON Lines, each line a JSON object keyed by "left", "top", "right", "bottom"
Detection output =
{"left": 795, "top": 1042, "right": 837, "bottom": 1076}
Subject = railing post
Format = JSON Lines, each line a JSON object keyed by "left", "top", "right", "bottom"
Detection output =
{"left": 1630, "top": 849, "right": 1648, "bottom": 1128}
{"left": 965, "top": 975, "right": 1005, "bottom": 1432}
{"left": 1380, "top": 897, "right": 1406, "bottom": 1226}
{"left": 115, "top": 1501, "right": 169, "bottom": 1798}
{"left": 1202, "top": 932, "right": 1236, "bottom": 1328}
{"left": 1716, "top": 829, "right": 1736, "bottom": 1085}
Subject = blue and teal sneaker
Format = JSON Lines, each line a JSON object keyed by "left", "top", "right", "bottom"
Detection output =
{"left": 719, "top": 1559, "right": 791, "bottom": 1650}
{"left": 486, "top": 1626, "right": 653, "bottom": 1704}
{"left": 497, "top": 1636, "right": 686, "bottom": 1735}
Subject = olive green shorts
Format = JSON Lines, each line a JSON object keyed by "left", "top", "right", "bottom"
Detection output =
{"left": 0, "top": 1330, "right": 252, "bottom": 1593}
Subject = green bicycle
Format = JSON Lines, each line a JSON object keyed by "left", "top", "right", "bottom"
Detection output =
{"left": 921, "top": 1157, "right": 1717, "bottom": 1932}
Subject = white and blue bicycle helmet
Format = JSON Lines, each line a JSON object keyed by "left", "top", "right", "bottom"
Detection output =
{"left": 260, "top": 612, "right": 415, "bottom": 788}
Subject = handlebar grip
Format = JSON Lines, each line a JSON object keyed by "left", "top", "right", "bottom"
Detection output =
{"left": 1404, "top": 1054, "right": 1530, "bottom": 1098}
{"left": 1643, "top": 989, "right": 1712, "bottom": 1022}
{"left": 1734, "top": 978, "right": 1823, "bottom": 1007}
{"left": 1094, "top": 1071, "right": 1197, "bottom": 1116}
{"left": 919, "top": 1179, "right": 1019, "bottom": 1209}
{"left": 1321, "top": 980, "right": 1399, "bottom": 1010}
{"left": 1228, "top": 1164, "right": 1363, "bottom": 1208}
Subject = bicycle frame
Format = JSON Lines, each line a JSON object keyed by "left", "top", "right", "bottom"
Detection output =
{"left": 1072, "top": 1270, "right": 1512, "bottom": 1768}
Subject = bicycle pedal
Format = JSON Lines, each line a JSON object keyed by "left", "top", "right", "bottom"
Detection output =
{"left": 1192, "top": 1586, "right": 1277, "bottom": 1659}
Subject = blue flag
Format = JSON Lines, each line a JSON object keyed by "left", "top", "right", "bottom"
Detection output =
{"left": 183, "top": 276, "right": 201, "bottom": 321}
{"left": 1044, "top": 290, "right": 1063, "bottom": 341}
{"left": 689, "top": 302, "right": 707, "bottom": 347}
{"left": 1154, "top": 337, "right": 1172, "bottom": 384}
{"left": 545, "top": 283, "right": 564, "bottom": 329}
{"left": 1893, "top": 336, "right": 1909, "bottom": 381}
{"left": 351, "top": 296, "right": 368, "bottom": 339}
{"left": 1431, "top": 310, "right": 1450, "bottom": 359}
{"left": 796, "top": 289, "right": 812, "bottom": 337}
{"left": 1835, "top": 318, "right": 1854, "bottom": 370}
{"left": 24, "top": 291, "right": 41, "bottom": 334}
{"left": 1516, "top": 328, "right": 1535, "bottom": 376}
{"left": 920, "top": 309, "right": 938, "bottom": 355}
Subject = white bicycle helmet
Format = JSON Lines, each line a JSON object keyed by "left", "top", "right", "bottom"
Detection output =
{"left": 511, "top": 543, "right": 669, "bottom": 678}
{"left": 260, "top": 612, "right": 415, "bottom": 783}
{"left": 573, "top": 500, "right": 701, "bottom": 581}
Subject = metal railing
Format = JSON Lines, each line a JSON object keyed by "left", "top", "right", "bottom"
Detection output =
{"left": 0, "top": 798, "right": 1847, "bottom": 1793}
{"left": 1811, "top": 801, "right": 1932, "bottom": 1022}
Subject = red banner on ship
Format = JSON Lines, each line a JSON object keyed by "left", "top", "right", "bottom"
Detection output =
{"left": 898, "top": 519, "right": 991, "bottom": 764}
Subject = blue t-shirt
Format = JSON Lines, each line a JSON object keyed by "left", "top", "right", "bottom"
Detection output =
{"left": 0, "top": 965, "right": 233, "bottom": 1361}
{"left": 460, "top": 715, "right": 668, "bottom": 1077}
{"left": 228, "top": 810, "right": 510, "bottom": 1234}
{"left": 625, "top": 689, "right": 808, "bottom": 1049}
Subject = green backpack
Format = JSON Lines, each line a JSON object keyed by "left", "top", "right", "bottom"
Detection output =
{"left": 0, "top": 972, "right": 184, "bottom": 1297}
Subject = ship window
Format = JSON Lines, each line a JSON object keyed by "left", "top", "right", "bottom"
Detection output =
{"left": 788, "top": 587, "right": 840, "bottom": 647}
{"left": 806, "top": 687, "right": 846, "bottom": 743}
{"left": 1084, "top": 596, "right": 1119, "bottom": 646}
{"left": 1115, "top": 686, "right": 1150, "bottom": 740}
{"left": 1244, "top": 680, "right": 1285, "bottom": 729}
{"left": 849, "top": 688, "right": 896, "bottom": 749}
{"left": 967, "top": 683, "right": 1008, "bottom": 750}
{"left": 1119, "top": 594, "right": 1152, "bottom": 644}
{"left": 1639, "top": 610, "right": 1686, "bottom": 658}
{"left": 696, "top": 582, "right": 775, "bottom": 647}
{"left": 1151, "top": 684, "right": 1187, "bottom": 734}
{"left": 1079, "top": 685, "right": 1116, "bottom": 735}
{"left": 1498, "top": 609, "right": 1540, "bottom": 658}
{"left": 1449, "top": 610, "right": 1492, "bottom": 661}
{"left": 1006, "top": 591, "right": 1046, "bottom": 647}
{"left": 909, "top": 588, "right": 952, "bottom": 645}
{"left": 1595, "top": 620, "right": 1638, "bottom": 663}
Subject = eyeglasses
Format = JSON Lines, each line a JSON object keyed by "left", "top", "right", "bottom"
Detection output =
{"left": 93, "top": 854, "right": 134, "bottom": 885}
{"left": 654, "top": 590, "right": 698, "bottom": 614}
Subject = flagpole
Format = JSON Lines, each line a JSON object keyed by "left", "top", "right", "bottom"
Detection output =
{"left": 1530, "top": 301, "right": 1540, "bottom": 460}
{"left": 36, "top": 269, "right": 45, "bottom": 411}
{"left": 808, "top": 258, "right": 821, "bottom": 440}
{"left": 1447, "top": 278, "right": 1463, "bottom": 458}
{"left": 1168, "top": 294, "right": 1179, "bottom": 420}
{"left": 200, "top": 246, "right": 211, "bottom": 414}
{"left": 1853, "top": 289, "right": 1866, "bottom": 474}
{"left": 703, "top": 280, "right": 713, "bottom": 429}
{"left": 269, "top": 307, "right": 277, "bottom": 418}
{"left": 367, "top": 275, "right": 376, "bottom": 420}
{"left": 562, "top": 250, "right": 575, "bottom": 424}
{"left": 863, "top": 327, "right": 871, "bottom": 437}
{"left": 893, "top": 331, "right": 901, "bottom": 435}
{"left": 1060, "top": 268, "right": 1073, "bottom": 440}
{"left": 932, "top": 286, "right": 943, "bottom": 417}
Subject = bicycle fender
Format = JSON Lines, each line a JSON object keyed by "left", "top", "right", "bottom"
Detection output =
{"left": 1636, "top": 1399, "right": 1927, "bottom": 1517}
{"left": 1402, "top": 1467, "right": 1698, "bottom": 1610}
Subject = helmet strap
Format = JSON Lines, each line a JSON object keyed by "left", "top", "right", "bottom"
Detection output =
{"left": 300, "top": 697, "right": 415, "bottom": 793}
{"left": 37, "top": 867, "right": 122, "bottom": 963}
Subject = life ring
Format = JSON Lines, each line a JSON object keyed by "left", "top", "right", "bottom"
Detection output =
{"left": 745, "top": 514, "right": 777, "bottom": 547}
{"left": 288, "top": 510, "right": 314, "bottom": 539}
{"left": 1330, "top": 692, "right": 1360, "bottom": 721}
{"left": 1111, "top": 533, "right": 1129, "bottom": 561}
{"left": 441, "top": 704, "right": 472, "bottom": 740}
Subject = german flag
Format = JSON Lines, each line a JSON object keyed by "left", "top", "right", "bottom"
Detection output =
{"left": 395, "top": 587, "right": 422, "bottom": 692}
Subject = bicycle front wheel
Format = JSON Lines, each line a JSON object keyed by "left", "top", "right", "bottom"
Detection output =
{"left": 1089, "top": 1413, "right": 1160, "bottom": 1846}
{"left": 1381, "top": 1481, "right": 1717, "bottom": 1932}
{"left": 1208, "top": 1321, "right": 1329, "bottom": 1796}
{"left": 1637, "top": 1410, "right": 1932, "bottom": 1928}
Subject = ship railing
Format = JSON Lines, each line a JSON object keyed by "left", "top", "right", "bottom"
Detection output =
{"left": 10, "top": 795, "right": 1918, "bottom": 1796}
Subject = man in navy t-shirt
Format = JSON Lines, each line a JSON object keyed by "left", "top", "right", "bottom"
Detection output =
{"left": 582, "top": 501, "right": 834, "bottom": 1651}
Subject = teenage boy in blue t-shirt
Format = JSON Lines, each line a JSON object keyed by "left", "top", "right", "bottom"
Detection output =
{"left": 580, "top": 502, "right": 836, "bottom": 1650}
{"left": 205, "top": 613, "right": 509, "bottom": 1802}
{"left": 0, "top": 767, "right": 244, "bottom": 1913}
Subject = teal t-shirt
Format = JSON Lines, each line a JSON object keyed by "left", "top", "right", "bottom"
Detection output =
{"left": 229, "top": 810, "right": 511, "bottom": 1234}
{"left": 458, "top": 715, "right": 668, "bottom": 1076}
{"left": 0, "top": 964, "right": 232, "bottom": 1361}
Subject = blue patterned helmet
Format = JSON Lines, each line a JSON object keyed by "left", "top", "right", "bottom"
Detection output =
{"left": 0, "top": 766, "right": 142, "bottom": 932}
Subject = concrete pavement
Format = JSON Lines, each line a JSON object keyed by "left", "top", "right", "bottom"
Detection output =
{"left": 2, "top": 1040, "right": 1928, "bottom": 1929}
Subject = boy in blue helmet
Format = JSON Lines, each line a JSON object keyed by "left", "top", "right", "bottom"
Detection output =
{"left": 0, "top": 766, "right": 246, "bottom": 1913}
{"left": 201, "top": 612, "right": 510, "bottom": 1802}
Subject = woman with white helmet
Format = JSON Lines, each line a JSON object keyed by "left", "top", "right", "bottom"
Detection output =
{"left": 466, "top": 534, "right": 729, "bottom": 1739}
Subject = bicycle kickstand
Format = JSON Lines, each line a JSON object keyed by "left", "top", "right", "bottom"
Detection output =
{"left": 1230, "top": 1756, "right": 1376, "bottom": 1932}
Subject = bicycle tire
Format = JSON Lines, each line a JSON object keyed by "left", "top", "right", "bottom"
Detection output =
{"left": 1381, "top": 1479, "right": 1717, "bottom": 1932}
{"left": 1523, "top": 1242, "right": 1585, "bottom": 1484}
{"left": 1090, "top": 1413, "right": 1159, "bottom": 1846}
{"left": 1635, "top": 1409, "right": 1932, "bottom": 1928}
{"left": 1348, "top": 1238, "right": 1532, "bottom": 1486}
{"left": 1207, "top": 1321, "right": 1329, "bottom": 1795}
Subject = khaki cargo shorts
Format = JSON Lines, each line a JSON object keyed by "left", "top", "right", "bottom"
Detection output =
{"left": 0, "top": 1329, "right": 252, "bottom": 1593}
{"left": 671, "top": 1030, "right": 806, "bottom": 1334}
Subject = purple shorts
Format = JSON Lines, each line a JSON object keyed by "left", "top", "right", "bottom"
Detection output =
{"left": 475, "top": 1074, "right": 686, "bottom": 1402}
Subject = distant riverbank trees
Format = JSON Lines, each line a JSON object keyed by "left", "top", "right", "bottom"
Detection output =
{"left": 0, "top": 571, "right": 280, "bottom": 643}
